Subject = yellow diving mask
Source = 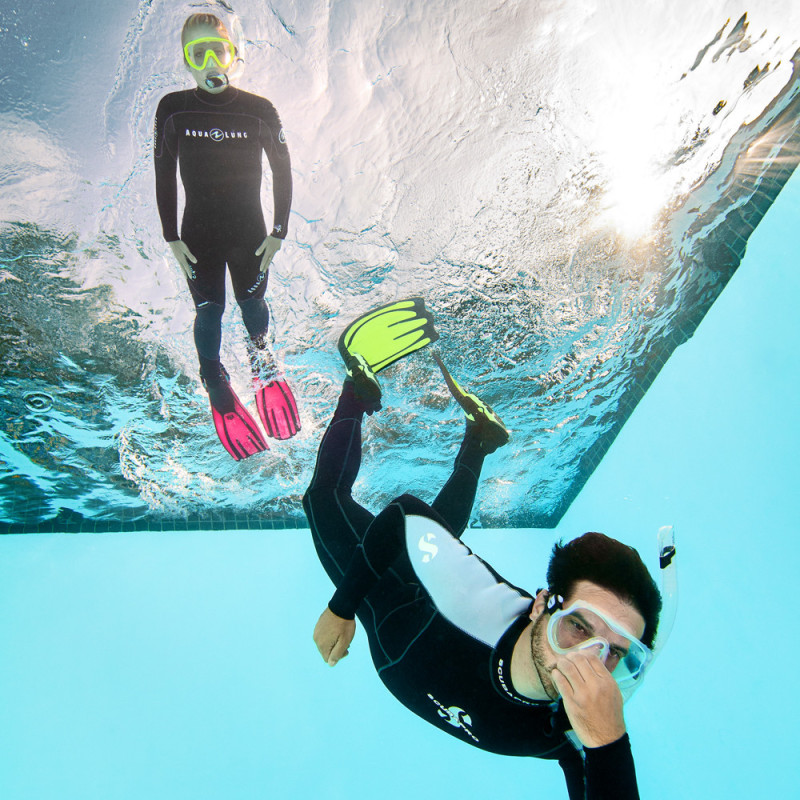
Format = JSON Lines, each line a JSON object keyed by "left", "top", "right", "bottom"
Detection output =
{"left": 183, "top": 37, "right": 237, "bottom": 71}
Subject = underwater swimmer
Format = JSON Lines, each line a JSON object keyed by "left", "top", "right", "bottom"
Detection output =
{"left": 303, "top": 301, "right": 661, "bottom": 799}
{"left": 154, "top": 13, "right": 299, "bottom": 458}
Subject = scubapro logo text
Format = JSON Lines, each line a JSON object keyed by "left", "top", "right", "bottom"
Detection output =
{"left": 426, "top": 693, "right": 479, "bottom": 743}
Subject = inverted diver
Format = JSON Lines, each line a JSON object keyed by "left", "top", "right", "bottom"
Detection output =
{"left": 304, "top": 297, "right": 672, "bottom": 800}
{"left": 153, "top": 12, "right": 299, "bottom": 459}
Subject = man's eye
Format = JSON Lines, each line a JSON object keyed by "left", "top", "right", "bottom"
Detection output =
{"left": 567, "top": 618, "right": 589, "bottom": 636}
{"left": 609, "top": 647, "right": 627, "bottom": 663}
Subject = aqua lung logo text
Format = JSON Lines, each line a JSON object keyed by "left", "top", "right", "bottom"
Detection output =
{"left": 184, "top": 128, "right": 248, "bottom": 141}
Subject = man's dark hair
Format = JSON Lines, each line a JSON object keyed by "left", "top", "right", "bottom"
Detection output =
{"left": 546, "top": 532, "right": 662, "bottom": 648}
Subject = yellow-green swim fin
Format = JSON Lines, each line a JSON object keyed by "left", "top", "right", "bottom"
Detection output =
{"left": 338, "top": 297, "right": 439, "bottom": 373}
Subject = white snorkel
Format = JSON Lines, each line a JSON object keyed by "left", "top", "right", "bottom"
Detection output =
{"left": 616, "top": 525, "right": 676, "bottom": 703}
{"left": 651, "top": 525, "right": 678, "bottom": 661}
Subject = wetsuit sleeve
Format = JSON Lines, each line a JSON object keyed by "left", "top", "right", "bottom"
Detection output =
{"left": 153, "top": 95, "right": 180, "bottom": 242}
{"left": 559, "top": 734, "right": 640, "bottom": 800}
{"left": 328, "top": 495, "right": 442, "bottom": 619}
{"left": 260, "top": 101, "right": 292, "bottom": 239}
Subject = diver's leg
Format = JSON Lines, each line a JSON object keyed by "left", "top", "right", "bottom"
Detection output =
{"left": 430, "top": 430, "right": 486, "bottom": 539}
{"left": 303, "top": 381, "right": 376, "bottom": 586}
{"left": 228, "top": 234, "right": 301, "bottom": 438}
{"left": 228, "top": 234, "right": 270, "bottom": 350}
{"left": 239, "top": 295, "right": 270, "bottom": 346}
{"left": 430, "top": 356, "right": 510, "bottom": 537}
{"left": 194, "top": 300, "right": 225, "bottom": 374}
{"left": 182, "top": 219, "right": 232, "bottom": 405}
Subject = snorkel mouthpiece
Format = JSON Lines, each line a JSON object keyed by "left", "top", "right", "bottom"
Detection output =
{"left": 205, "top": 73, "right": 228, "bottom": 89}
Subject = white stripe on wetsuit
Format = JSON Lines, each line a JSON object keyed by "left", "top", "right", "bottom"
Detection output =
{"left": 404, "top": 514, "right": 531, "bottom": 647}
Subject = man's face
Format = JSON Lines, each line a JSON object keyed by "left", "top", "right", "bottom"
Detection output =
{"left": 182, "top": 23, "right": 235, "bottom": 94}
{"left": 528, "top": 580, "right": 646, "bottom": 700}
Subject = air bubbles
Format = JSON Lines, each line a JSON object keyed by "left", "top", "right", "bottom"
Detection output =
{"left": 24, "top": 392, "right": 54, "bottom": 413}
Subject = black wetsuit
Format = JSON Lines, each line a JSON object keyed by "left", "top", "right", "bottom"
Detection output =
{"left": 153, "top": 87, "right": 292, "bottom": 380}
{"left": 303, "top": 386, "right": 640, "bottom": 800}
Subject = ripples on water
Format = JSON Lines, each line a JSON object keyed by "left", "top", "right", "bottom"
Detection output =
{"left": 1, "top": 1, "right": 799, "bottom": 528}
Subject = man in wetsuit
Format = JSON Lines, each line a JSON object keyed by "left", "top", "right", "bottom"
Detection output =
{"left": 153, "top": 13, "right": 299, "bottom": 455}
{"left": 304, "top": 352, "right": 661, "bottom": 800}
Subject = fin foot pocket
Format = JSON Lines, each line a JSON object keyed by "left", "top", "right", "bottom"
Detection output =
{"left": 433, "top": 352, "right": 510, "bottom": 455}
{"left": 203, "top": 366, "right": 268, "bottom": 460}
{"left": 343, "top": 352, "right": 382, "bottom": 415}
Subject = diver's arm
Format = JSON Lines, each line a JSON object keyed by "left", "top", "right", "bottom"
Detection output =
{"left": 552, "top": 650, "right": 626, "bottom": 747}
{"left": 312, "top": 501, "right": 407, "bottom": 666}
{"left": 315, "top": 499, "right": 433, "bottom": 665}
{"left": 325, "top": 500, "right": 409, "bottom": 621}
{"left": 558, "top": 748, "right": 588, "bottom": 800}
{"left": 558, "top": 734, "right": 640, "bottom": 800}
{"left": 553, "top": 650, "right": 640, "bottom": 798}
{"left": 153, "top": 96, "right": 181, "bottom": 242}
{"left": 260, "top": 101, "right": 292, "bottom": 240}
{"left": 583, "top": 734, "right": 640, "bottom": 800}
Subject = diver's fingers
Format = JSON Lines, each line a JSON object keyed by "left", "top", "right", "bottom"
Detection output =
{"left": 553, "top": 653, "right": 586, "bottom": 692}
{"left": 554, "top": 652, "right": 625, "bottom": 748}
{"left": 551, "top": 666, "right": 571, "bottom": 700}
{"left": 181, "top": 261, "right": 196, "bottom": 280}
{"left": 183, "top": 243, "right": 197, "bottom": 264}
{"left": 255, "top": 234, "right": 282, "bottom": 257}
{"left": 327, "top": 635, "right": 351, "bottom": 666}
{"left": 168, "top": 240, "right": 197, "bottom": 274}
{"left": 313, "top": 608, "right": 356, "bottom": 667}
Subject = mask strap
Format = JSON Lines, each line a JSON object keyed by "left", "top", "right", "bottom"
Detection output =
{"left": 546, "top": 591, "right": 564, "bottom": 612}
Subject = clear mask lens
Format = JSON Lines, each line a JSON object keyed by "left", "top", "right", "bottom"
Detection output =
{"left": 547, "top": 604, "right": 652, "bottom": 688}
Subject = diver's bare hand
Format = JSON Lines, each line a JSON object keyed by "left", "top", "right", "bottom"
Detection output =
{"left": 255, "top": 234, "right": 282, "bottom": 275}
{"left": 313, "top": 607, "right": 355, "bottom": 666}
{"left": 552, "top": 648, "right": 626, "bottom": 748}
{"left": 168, "top": 240, "right": 197, "bottom": 280}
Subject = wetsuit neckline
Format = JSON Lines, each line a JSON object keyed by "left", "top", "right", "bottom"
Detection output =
{"left": 192, "top": 86, "right": 239, "bottom": 106}
{"left": 493, "top": 613, "right": 553, "bottom": 708}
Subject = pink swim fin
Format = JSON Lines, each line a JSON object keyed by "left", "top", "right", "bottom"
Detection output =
{"left": 204, "top": 368, "right": 268, "bottom": 460}
{"left": 255, "top": 378, "right": 301, "bottom": 440}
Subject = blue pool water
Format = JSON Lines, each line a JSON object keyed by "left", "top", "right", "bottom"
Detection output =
{"left": 1, "top": 1, "right": 799, "bottom": 797}
{"left": 1, "top": 181, "right": 798, "bottom": 795}
{"left": 2, "top": 0, "right": 799, "bottom": 529}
